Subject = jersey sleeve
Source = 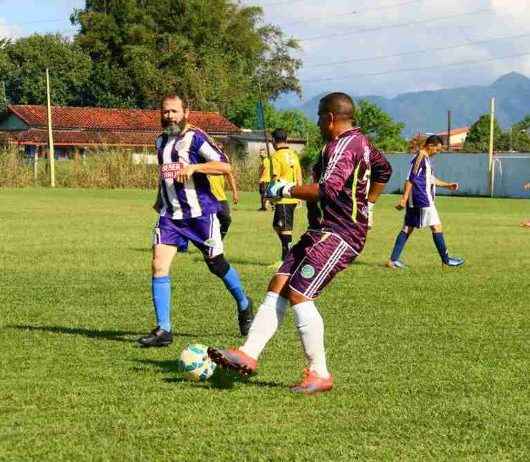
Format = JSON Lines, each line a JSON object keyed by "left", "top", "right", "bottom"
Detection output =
{"left": 319, "top": 142, "right": 358, "bottom": 202}
{"left": 406, "top": 162, "right": 414, "bottom": 181}
{"left": 369, "top": 144, "right": 392, "bottom": 184}
{"left": 408, "top": 159, "right": 425, "bottom": 184}
{"left": 195, "top": 131, "right": 228, "bottom": 162}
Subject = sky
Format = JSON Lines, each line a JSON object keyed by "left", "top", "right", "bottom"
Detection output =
{"left": 1, "top": 0, "right": 530, "bottom": 103}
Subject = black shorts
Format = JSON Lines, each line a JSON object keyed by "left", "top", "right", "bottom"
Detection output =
{"left": 273, "top": 204, "right": 296, "bottom": 231}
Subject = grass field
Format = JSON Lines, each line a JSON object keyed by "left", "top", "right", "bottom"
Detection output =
{"left": 1, "top": 188, "right": 529, "bottom": 461}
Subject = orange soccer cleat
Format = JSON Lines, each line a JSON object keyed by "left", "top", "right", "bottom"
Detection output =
{"left": 290, "top": 369, "right": 334, "bottom": 394}
{"left": 207, "top": 347, "right": 257, "bottom": 377}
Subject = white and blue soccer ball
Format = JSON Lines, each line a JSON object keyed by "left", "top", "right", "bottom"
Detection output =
{"left": 178, "top": 344, "right": 217, "bottom": 382}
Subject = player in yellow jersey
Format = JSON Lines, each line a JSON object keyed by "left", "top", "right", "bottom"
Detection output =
{"left": 208, "top": 171, "right": 239, "bottom": 239}
{"left": 258, "top": 148, "right": 271, "bottom": 211}
{"left": 270, "top": 128, "right": 303, "bottom": 261}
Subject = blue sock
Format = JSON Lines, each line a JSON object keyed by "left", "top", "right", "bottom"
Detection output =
{"left": 432, "top": 232, "right": 449, "bottom": 263}
{"left": 221, "top": 266, "right": 249, "bottom": 312}
{"left": 152, "top": 276, "right": 171, "bottom": 332}
{"left": 390, "top": 231, "right": 409, "bottom": 262}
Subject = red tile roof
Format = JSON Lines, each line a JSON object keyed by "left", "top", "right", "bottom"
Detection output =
{"left": 7, "top": 104, "right": 240, "bottom": 135}
{"left": 9, "top": 128, "right": 161, "bottom": 147}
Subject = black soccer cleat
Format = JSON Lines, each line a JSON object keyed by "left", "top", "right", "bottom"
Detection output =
{"left": 137, "top": 327, "right": 173, "bottom": 347}
{"left": 238, "top": 297, "right": 254, "bottom": 336}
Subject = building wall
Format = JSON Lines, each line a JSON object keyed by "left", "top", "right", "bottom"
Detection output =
{"left": 450, "top": 132, "right": 467, "bottom": 145}
{"left": 385, "top": 152, "right": 530, "bottom": 198}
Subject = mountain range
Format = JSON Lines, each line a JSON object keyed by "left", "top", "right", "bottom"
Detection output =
{"left": 279, "top": 72, "right": 530, "bottom": 137}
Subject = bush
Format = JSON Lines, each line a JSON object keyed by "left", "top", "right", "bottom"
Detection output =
{"left": 0, "top": 147, "right": 262, "bottom": 191}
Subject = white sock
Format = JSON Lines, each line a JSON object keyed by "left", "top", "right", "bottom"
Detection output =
{"left": 292, "top": 301, "right": 330, "bottom": 378}
{"left": 240, "top": 291, "right": 288, "bottom": 360}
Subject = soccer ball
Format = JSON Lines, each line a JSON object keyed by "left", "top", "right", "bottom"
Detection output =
{"left": 178, "top": 344, "right": 217, "bottom": 382}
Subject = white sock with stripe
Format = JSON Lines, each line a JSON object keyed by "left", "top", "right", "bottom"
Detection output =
{"left": 240, "top": 292, "right": 288, "bottom": 360}
{"left": 292, "top": 301, "right": 330, "bottom": 378}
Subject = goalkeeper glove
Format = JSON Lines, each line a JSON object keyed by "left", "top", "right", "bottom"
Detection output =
{"left": 265, "top": 180, "right": 294, "bottom": 200}
{"left": 368, "top": 201, "right": 375, "bottom": 229}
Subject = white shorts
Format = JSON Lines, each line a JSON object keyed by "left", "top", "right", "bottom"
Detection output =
{"left": 405, "top": 205, "right": 441, "bottom": 229}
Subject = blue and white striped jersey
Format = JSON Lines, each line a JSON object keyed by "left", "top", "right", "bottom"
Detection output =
{"left": 407, "top": 155, "right": 436, "bottom": 208}
{"left": 156, "top": 126, "right": 228, "bottom": 220}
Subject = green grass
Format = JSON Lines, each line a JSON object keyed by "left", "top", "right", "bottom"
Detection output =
{"left": 1, "top": 188, "right": 529, "bottom": 461}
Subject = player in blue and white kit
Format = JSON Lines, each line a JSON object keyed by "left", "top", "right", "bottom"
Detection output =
{"left": 138, "top": 94, "right": 253, "bottom": 347}
{"left": 387, "top": 135, "right": 464, "bottom": 269}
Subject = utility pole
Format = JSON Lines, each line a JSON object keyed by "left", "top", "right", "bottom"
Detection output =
{"left": 488, "top": 97, "right": 495, "bottom": 197}
{"left": 0, "top": 81, "right": 7, "bottom": 111}
{"left": 46, "top": 68, "right": 55, "bottom": 188}
{"left": 257, "top": 81, "right": 273, "bottom": 179}
{"left": 33, "top": 146, "right": 39, "bottom": 183}
{"left": 447, "top": 110, "right": 452, "bottom": 152}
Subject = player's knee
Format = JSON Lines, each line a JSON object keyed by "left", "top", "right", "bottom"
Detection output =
{"left": 204, "top": 254, "right": 230, "bottom": 278}
{"left": 152, "top": 257, "right": 170, "bottom": 277}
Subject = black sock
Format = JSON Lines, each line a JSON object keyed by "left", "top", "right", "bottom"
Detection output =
{"left": 280, "top": 234, "right": 292, "bottom": 260}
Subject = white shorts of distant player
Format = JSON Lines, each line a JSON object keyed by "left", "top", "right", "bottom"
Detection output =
{"left": 404, "top": 205, "right": 441, "bottom": 229}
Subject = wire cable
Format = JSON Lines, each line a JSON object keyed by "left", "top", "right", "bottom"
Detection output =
{"left": 300, "top": 50, "right": 530, "bottom": 83}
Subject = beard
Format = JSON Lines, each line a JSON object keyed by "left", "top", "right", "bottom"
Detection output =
{"left": 161, "top": 119, "right": 185, "bottom": 136}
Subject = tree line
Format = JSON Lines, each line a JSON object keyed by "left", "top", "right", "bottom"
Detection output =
{"left": 0, "top": 0, "right": 410, "bottom": 156}
{"left": 463, "top": 114, "right": 530, "bottom": 152}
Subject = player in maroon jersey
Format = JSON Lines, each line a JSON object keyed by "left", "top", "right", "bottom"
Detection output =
{"left": 208, "top": 93, "right": 392, "bottom": 393}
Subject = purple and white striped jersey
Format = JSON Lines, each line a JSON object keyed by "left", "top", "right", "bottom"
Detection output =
{"left": 407, "top": 155, "right": 436, "bottom": 208}
{"left": 156, "top": 126, "right": 228, "bottom": 220}
{"left": 308, "top": 127, "right": 392, "bottom": 253}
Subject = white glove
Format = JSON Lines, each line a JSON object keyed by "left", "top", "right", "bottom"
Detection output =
{"left": 368, "top": 201, "right": 375, "bottom": 229}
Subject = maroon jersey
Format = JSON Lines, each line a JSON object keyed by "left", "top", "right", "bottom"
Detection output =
{"left": 308, "top": 128, "right": 392, "bottom": 252}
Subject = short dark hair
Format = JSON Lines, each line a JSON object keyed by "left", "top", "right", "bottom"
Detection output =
{"left": 424, "top": 135, "right": 443, "bottom": 147}
{"left": 271, "top": 128, "right": 288, "bottom": 143}
{"left": 161, "top": 94, "right": 190, "bottom": 109}
{"left": 318, "top": 92, "right": 356, "bottom": 122}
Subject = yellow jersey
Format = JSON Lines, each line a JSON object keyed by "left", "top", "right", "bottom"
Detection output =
{"left": 271, "top": 147, "right": 302, "bottom": 205}
{"left": 259, "top": 157, "right": 271, "bottom": 183}
{"left": 208, "top": 174, "right": 226, "bottom": 202}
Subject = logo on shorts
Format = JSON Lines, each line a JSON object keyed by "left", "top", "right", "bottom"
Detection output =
{"left": 204, "top": 238, "right": 216, "bottom": 247}
{"left": 301, "top": 264, "right": 315, "bottom": 279}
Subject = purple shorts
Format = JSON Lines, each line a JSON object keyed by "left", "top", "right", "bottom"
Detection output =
{"left": 153, "top": 214, "right": 223, "bottom": 257}
{"left": 277, "top": 230, "right": 358, "bottom": 300}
